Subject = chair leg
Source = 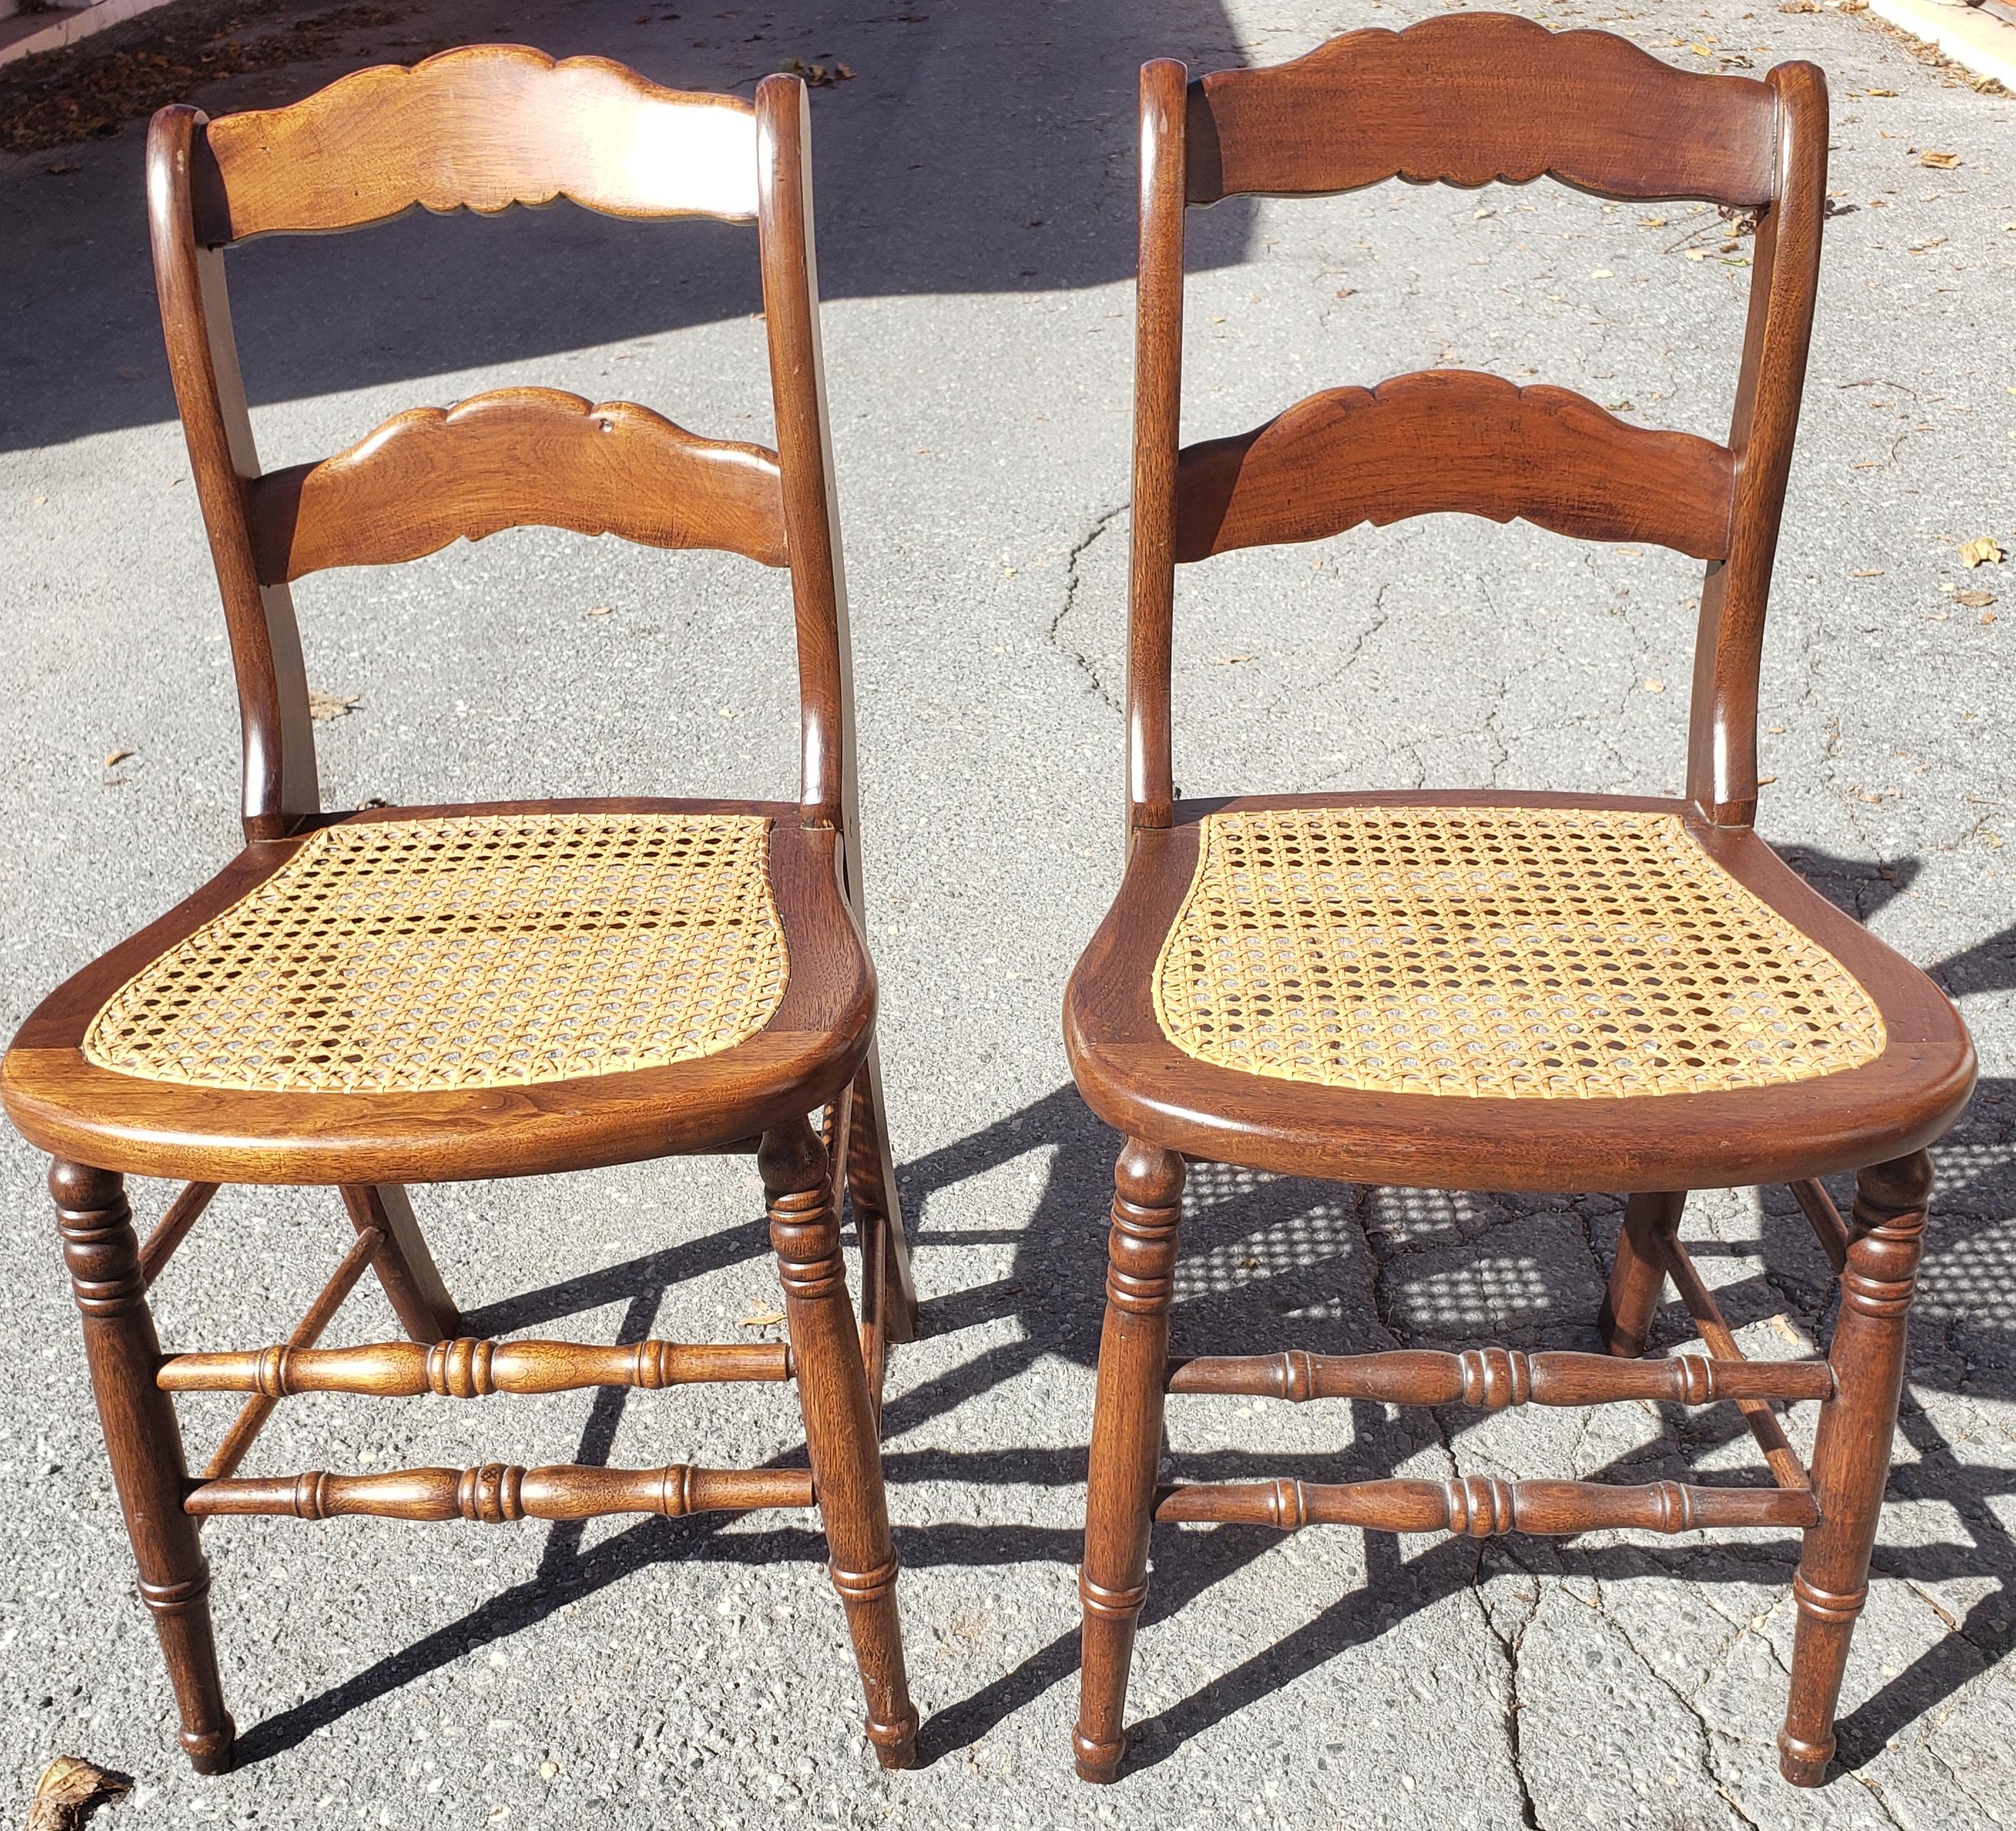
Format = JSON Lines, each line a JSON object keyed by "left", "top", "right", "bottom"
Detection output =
{"left": 1779, "top": 1151, "right": 1930, "bottom": 1786}
{"left": 1074, "top": 1140, "right": 1186, "bottom": 1784}
{"left": 340, "top": 1184, "right": 461, "bottom": 1343}
{"left": 847, "top": 1049, "right": 919, "bottom": 1343}
{"left": 1598, "top": 1189, "right": 1686, "bottom": 1357}
{"left": 760, "top": 1116, "right": 919, "bottom": 1770}
{"left": 52, "top": 1160, "right": 235, "bottom": 1774}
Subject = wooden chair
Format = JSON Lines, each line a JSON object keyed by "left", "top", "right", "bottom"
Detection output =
{"left": 0, "top": 47, "right": 919, "bottom": 1774}
{"left": 1064, "top": 14, "right": 1975, "bottom": 1788}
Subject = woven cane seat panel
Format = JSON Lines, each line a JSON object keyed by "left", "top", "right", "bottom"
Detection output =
{"left": 82, "top": 812, "right": 790, "bottom": 1094}
{"left": 1152, "top": 807, "right": 1886, "bottom": 1099}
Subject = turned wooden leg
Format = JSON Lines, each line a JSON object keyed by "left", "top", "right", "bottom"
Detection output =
{"left": 53, "top": 1160, "right": 235, "bottom": 1773}
{"left": 1779, "top": 1151, "right": 1930, "bottom": 1786}
{"left": 340, "top": 1184, "right": 460, "bottom": 1343}
{"left": 848, "top": 1048, "right": 919, "bottom": 1348}
{"left": 1074, "top": 1139, "right": 1185, "bottom": 1784}
{"left": 762, "top": 1117, "right": 918, "bottom": 1770}
{"left": 1598, "top": 1190, "right": 1686, "bottom": 1357}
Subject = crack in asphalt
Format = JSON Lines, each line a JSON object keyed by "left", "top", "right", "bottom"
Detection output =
{"left": 1048, "top": 500, "right": 1128, "bottom": 713}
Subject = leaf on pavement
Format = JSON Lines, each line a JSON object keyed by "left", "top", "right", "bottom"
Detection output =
{"left": 26, "top": 1757, "right": 130, "bottom": 1831}
{"left": 1918, "top": 150, "right": 1960, "bottom": 170}
{"left": 308, "top": 690, "right": 361, "bottom": 722}
{"left": 1960, "top": 537, "right": 2006, "bottom": 568}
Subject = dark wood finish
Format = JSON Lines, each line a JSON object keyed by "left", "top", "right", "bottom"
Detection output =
{"left": 761, "top": 1118, "right": 917, "bottom": 1768}
{"left": 138, "top": 1180, "right": 219, "bottom": 1288}
{"left": 187, "top": 1463, "right": 812, "bottom": 1520}
{"left": 1167, "top": 1346, "right": 1831, "bottom": 1408}
{"left": 5, "top": 802, "right": 874, "bottom": 1187}
{"left": 1074, "top": 1140, "right": 1184, "bottom": 1785}
{"left": 1789, "top": 1177, "right": 1851, "bottom": 1272}
{"left": 1065, "top": 795, "right": 1975, "bottom": 1195}
{"left": 1687, "top": 61, "right": 1827, "bottom": 827}
{"left": 1154, "top": 1475, "right": 1817, "bottom": 1536}
{"left": 249, "top": 391, "right": 787, "bottom": 582}
{"left": 1175, "top": 375, "right": 1735, "bottom": 564}
{"left": 1184, "top": 15, "right": 1777, "bottom": 207}
{"left": 4, "top": 57, "right": 914, "bottom": 1776}
{"left": 1779, "top": 1153, "right": 1929, "bottom": 1784}
{"left": 53, "top": 1162, "right": 234, "bottom": 1773}
{"left": 1658, "top": 1231, "right": 1810, "bottom": 1491}
{"left": 198, "top": 46, "right": 762, "bottom": 242}
{"left": 162, "top": 1336, "right": 791, "bottom": 1396}
{"left": 340, "top": 1185, "right": 460, "bottom": 1342}
{"left": 1598, "top": 1190, "right": 1686, "bottom": 1358}
{"left": 1073, "top": 18, "right": 1968, "bottom": 1788}
{"left": 203, "top": 1222, "right": 383, "bottom": 1485}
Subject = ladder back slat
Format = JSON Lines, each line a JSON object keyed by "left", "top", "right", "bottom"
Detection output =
{"left": 200, "top": 45, "right": 760, "bottom": 243}
{"left": 1174, "top": 373, "right": 1735, "bottom": 564}
{"left": 247, "top": 388, "right": 788, "bottom": 582}
{"left": 1186, "top": 16, "right": 1778, "bottom": 207}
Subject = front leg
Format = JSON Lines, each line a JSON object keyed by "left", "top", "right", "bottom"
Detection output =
{"left": 761, "top": 1116, "right": 918, "bottom": 1768}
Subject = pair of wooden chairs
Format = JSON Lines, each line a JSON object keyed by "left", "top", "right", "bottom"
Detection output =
{"left": 0, "top": 14, "right": 1975, "bottom": 1794}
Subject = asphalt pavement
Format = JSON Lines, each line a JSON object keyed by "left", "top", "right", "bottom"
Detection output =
{"left": 1, "top": 1, "right": 2014, "bottom": 1826}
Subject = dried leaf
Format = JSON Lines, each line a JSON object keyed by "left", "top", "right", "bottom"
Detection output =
{"left": 780, "top": 56, "right": 839, "bottom": 86}
{"left": 26, "top": 1757, "right": 131, "bottom": 1831}
{"left": 1639, "top": 215, "right": 1667, "bottom": 228}
{"left": 43, "top": 161, "right": 79, "bottom": 175}
{"left": 1919, "top": 150, "right": 1960, "bottom": 170}
{"left": 737, "top": 1307, "right": 785, "bottom": 1329}
{"left": 101, "top": 748, "right": 133, "bottom": 769}
{"left": 1216, "top": 652, "right": 1253, "bottom": 666}
{"left": 1956, "top": 589, "right": 1997, "bottom": 609}
{"left": 1643, "top": 679, "right": 1666, "bottom": 693}
{"left": 1985, "top": 612, "right": 2000, "bottom": 626}
{"left": 835, "top": 62, "right": 856, "bottom": 80}
{"left": 583, "top": 604, "right": 612, "bottom": 617}
{"left": 308, "top": 690, "right": 361, "bottom": 722}
{"left": 1767, "top": 1314, "right": 1808, "bottom": 1348}
{"left": 1960, "top": 537, "right": 2006, "bottom": 568}
{"left": 1850, "top": 568, "right": 1884, "bottom": 579}
{"left": 1864, "top": 87, "right": 1896, "bottom": 98}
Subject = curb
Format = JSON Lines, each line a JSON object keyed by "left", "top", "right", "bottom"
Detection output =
{"left": 1866, "top": 0, "right": 2016, "bottom": 88}
{"left": 0, "top": 0, "right": 184, "bottom": 71}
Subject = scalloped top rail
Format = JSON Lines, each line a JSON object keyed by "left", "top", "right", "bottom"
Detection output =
{"left": 1185, "top": 16, "right": 1780, "bottom": 207}
{"left": 197, "top": 46, "right": 760, "bottom": 243}
{"left": 1174, "top": 371, "right": 1737, "bottom": 563}
{"left": 247, "top": 388, "right": 790, "bottom": 581}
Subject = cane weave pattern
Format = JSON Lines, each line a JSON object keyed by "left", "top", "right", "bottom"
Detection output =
{"left": 1152, "top": 806, "right": 1885, "bottom": 1099}
{"left": 83, "top": 812, "right": 789, "bottom": 1093}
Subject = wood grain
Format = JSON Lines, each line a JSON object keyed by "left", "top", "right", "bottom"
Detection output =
{"left": 201, "top": 45, "right": 759, "bottom": 243}
{"left": 187, "top": 1462, "right": 812, "bottom": 1520}
{"left": 249, "top": 389, "right": 787, "bottom": 581}
{"left": 1174, "top": 373, "right": 1735, "bottom": 563}
{"left": 1154, "top": 1475, "right": 1816, "bottom": 1535}
{"left": 162, "top": 1336, "right": 791, "bottom": 1396}
{"left": 1187, "top": 14, "right": 1777, "bottom": 206}
{"left": 1166, "top": 1346, "right": 1831, "bottom": 1408}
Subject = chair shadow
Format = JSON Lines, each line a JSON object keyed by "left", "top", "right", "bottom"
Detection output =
{"left": 240, "top": 876, "right": 2016, "bottom": 1776}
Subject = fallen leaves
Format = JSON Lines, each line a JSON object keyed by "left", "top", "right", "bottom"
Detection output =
{"left": 780, "top": 56, "right": 854, "bottom": 86}
{"left": 0, "top": 4, "right": 410, "bottom": 153}
{"left": 26, "top": 1757, "right": 130, "bottom": 1831}
{"left": 1918, "top": 150, "right": 1960, "bottom": 170}
{"left": 1955, "top": 590, "right": 1996, "bottom": 609}
{"left": 1642, "top": 678, "right": 1667, "bottom": 693}
{"left": 1960, "top": 537, "right": 2007, "bottom": 568}
{"left": 308, "top": 690, "right": 361, "bottom": 722}
{"left": 102, "top": 748, "right": 133, "bottom": 769}
{"left": 737, "top": 1306, "right": 785, "bottom": 1329}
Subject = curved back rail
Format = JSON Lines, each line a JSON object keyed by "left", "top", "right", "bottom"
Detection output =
{"left": 1127, "top": 13, "right": 1827, "bottom": 834}
{"left": 147, "top": 48, "right": 859, "bottom": 844}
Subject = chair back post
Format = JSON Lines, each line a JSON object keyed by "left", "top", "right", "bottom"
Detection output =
{"left": 1125, "top": 58, "right": 1189, "bottom": 845}
{"left": 146, "top": 104, "right": 320, "bottom": 845}
{"left": 1685, "top": 60, "right": 1827, "bottom": 827}
{"left": 755, "top": 75, "right": 865, "bottom": 906}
